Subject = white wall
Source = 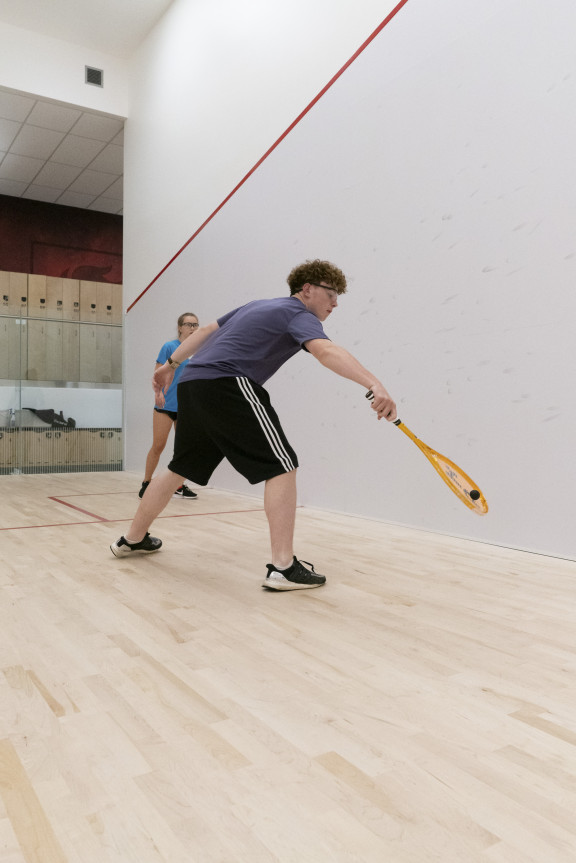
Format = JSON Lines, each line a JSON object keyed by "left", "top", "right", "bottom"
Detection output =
{"left": 0, "top": 21, "right": 129, "bottom": 115}
{"left": 124, "top": 0, "right": 576, "bottom": 561}
{"left": 123, "top": 0, "right": 407, "bottom": 478}
{"left": 123, "top": 0, "right": 402, "bottom": 303}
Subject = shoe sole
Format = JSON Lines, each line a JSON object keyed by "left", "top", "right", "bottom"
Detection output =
{"left": 262, "top": 573, "right": 325, "bottom": 591}
{"left": 110, "top": 543, "right": 161, "bottom": 557}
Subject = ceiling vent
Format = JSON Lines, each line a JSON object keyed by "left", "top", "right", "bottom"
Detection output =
{"left": 85, "top": 66, "right": 104, "bottom": 87}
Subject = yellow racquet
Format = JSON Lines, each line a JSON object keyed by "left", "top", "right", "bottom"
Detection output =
{"left": 366, "top": 391, "right": 488, "bottom": 515}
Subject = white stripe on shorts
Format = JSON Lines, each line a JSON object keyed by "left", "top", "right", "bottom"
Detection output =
{"left": 236, "top": 377, "right": 296, "bottom": 473}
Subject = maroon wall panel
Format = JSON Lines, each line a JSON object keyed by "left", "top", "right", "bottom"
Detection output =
{"left": 0, "top": 195, "right": 123, "bottom": 284}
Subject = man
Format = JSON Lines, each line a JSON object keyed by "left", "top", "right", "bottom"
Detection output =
{"left": 111, "top": 260, "right": 396, "bottom": 590}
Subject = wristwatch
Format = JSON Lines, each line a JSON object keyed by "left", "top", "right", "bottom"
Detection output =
{"left": 167, "top": 356, "right": 181, "bottom": 368}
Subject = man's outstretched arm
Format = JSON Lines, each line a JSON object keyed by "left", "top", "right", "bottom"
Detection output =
{"left": 304, "top": 338, "right": 397, "bottom": 421}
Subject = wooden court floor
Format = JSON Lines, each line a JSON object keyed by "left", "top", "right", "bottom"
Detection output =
{"left": 1, "top": 471, "right": 576, "bottom": 863}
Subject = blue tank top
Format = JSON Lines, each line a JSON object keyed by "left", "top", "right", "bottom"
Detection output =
{"left": 156, "top": 338, "right": 185, "bottom": 412}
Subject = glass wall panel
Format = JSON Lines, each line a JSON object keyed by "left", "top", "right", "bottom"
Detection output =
{"left": 1, "top": 272, "right": 123, "bottom": 475}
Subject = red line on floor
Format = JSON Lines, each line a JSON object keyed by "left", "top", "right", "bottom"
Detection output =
{"left": 48, "top": 496, "right": 109, "bottom": 520}
{"left": 50, "top": 491, "right": 142, "bottom": 497}
{"left": 0, "top": 507, "right": 269, "bottom": 532}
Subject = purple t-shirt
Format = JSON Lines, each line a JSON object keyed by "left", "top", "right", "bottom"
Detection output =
{"left": 179, "top": 296, "right": 328, "bottom": 386}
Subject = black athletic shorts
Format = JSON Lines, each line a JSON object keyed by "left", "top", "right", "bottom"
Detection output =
{"left": 168, "top": 377, "right": 298, "bottom": 485}
{"left": 154, "top": 407, "right": 178, "bottom": 422}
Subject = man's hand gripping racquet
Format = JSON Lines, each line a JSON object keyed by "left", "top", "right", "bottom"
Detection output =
{"left": 366, "top": 390, "right": 488, "bottom": 515}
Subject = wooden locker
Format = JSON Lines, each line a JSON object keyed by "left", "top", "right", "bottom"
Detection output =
{"left": 27, "top": 275, "right": 49, "bottom": 318}
{"left": 1, "top": 318, "right": 28, "bottom": 380}
{"left": 62, "top": 321, "right": 80, "bottom": 382}
{"left": 0, "top": 271, "right": 28, "bottom": 316}
{"left": 110, "top": 284, "right": 123, "bottom": 325}
{"left": 21, "top": 429, "right": 50, "bottom": 469}
{"left": 26, "top": 429, "right": 70, "bottom": 469}
{"left": 0, "top": 317, "right": 28, "bottom": 380}
{"left": 79, "top": 324, "right": 98, "bottom": 382}
{"left": 62, "top": 278, "right": 80, "bottom": 321}
{"left": 0, "top": 429, "right": 16, "bottom": 470}
{"left": 17, "top": 318, "right": 28, "bottom": 380}
{"left": 23, "top": 429, "right": 45, "bottom": 469}
{"left": 25, "top": 319, "right": 47, "bottom": 381}
{"left": 0, "top": 319, "right": 8, "bottom": 379}
{"left": 0, "top": 271, "right": 9, "bottom": 316}
{"left": 45, "top": 277, "right": 64, "bottom": 318}
{"left": 95, "top": 325, "right": 112, "bottom": 383}
{"left": 111, "top": 326, "right": 122, "bottom": 383}
{"left": 65, "top": 429, "right": 80, "bottom": 467}
{"left": 97, "top": 282, "right": 113, "bottom": 324}
{"left": 86, "top": 429, "right": 121, "bottom": 466}
{"left": 79, "top": 323, "right": 115, "bottom": 384}
{"left": 75, "top": 430, "right": 97, "bottom": 466}
{"left": 46, "top": 430, "right": 75, "bottom": 467}
{"left": 75, "top": 429, "right": 86, "bottom": 466}
{"left": 77, "top": 430, "right": 97, "bottom": 466}
{"left": 45, "top": 321, "right": 64, "bottom": 380}
{"left": 1, "top": 319, "right": 17, "bottom": 380}
{"left": 79, "top": 280, "right": 99, "bottom": 323}
{"left": 110, "top": 429, "right": 122, "bottom": 467}
{"left": 94, "top": 430, "right": 112, "bottom": 465}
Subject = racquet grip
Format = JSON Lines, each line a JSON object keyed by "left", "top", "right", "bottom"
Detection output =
{"left": 366, "top": 390, "right": 401, "bottom": 426}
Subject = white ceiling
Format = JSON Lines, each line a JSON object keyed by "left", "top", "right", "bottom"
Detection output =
{"left": 0, "top": 0, "right": 175, "bottom": 214}
{"left": 0, "top": 89, "right": 124, "bottom": 214}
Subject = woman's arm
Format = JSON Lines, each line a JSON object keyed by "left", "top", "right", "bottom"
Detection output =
{"left": 153, "top": 321, "right": 219, "bottom": 407}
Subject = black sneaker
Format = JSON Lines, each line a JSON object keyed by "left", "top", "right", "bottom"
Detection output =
{"left": 173, "top": 485, "right": 197, "bottom": 499}
{"left": 138, "top": 481, "right": 150, "bottom": 499}
{"left": 262, "top": 556, "right": 326, "bottom": 591}
{"left": 110, "top": 533, "right": 162, "bottom": 557}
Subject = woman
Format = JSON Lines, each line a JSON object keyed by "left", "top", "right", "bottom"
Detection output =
{"left": 138, "top": 312, "right": 199, "bottom": 499}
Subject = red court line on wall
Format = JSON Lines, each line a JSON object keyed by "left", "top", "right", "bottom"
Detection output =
{"left": 127, "top": 0, "right": 411, "bottom": 313}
